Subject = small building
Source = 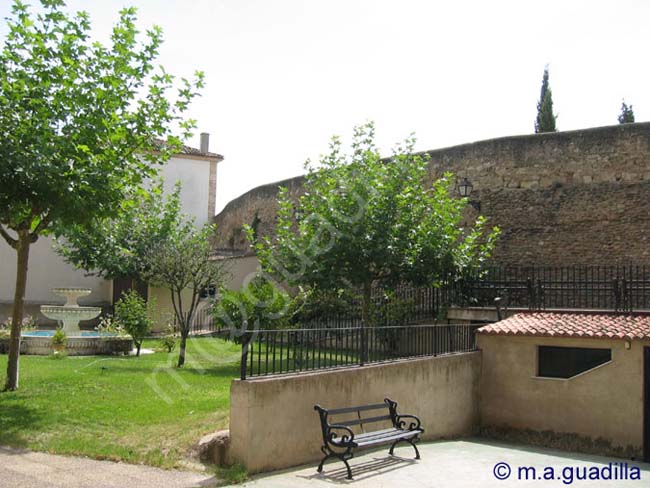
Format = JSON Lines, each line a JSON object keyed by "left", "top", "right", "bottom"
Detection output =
{"left": 477, "top": 312, "right": 650, "bottom": 461}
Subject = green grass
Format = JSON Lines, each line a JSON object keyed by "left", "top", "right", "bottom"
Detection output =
{"left": 0, "top": 337, "right": 241, "bottom": 469}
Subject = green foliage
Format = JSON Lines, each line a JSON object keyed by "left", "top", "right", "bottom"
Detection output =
{"left": 51, "top": 329, "right": 67, "bottom": 348}
{"left": 249, "top": 122, "right": 499, "bottom": 325}
{"left": 215, "top": 464, "right": 248, "bottom": 485}
{"left": 0, "top": 0, "right": 203, "bottom": 390}
{"left": 57, "top": 180, "right": 183, "bottom": 282}
{"left": 158, "top": 324, "right": 178, "bottom": 353}
{"left": 618, "top": 100, "right": 635, "bottom": 124}
{"left": 144, "top": 223, "right": 228, "bottom": 366}
{"left": 0, "top": 0, "right": 203, "bottom": 240}
{"left": 535, "top": 67, "right": 557, "bottom": 133}
{"left": 48, "top": 350, "right": 67, "bottom": 360}
{"left": 213, "top": 275, "right": 299, "bottom": 342}
{"left": 114, "top": 290, "right": 152, "bottom": 356}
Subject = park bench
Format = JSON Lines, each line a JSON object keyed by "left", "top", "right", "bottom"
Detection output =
{"left": 314, "top": 398, "right": 423, "bottom": 479}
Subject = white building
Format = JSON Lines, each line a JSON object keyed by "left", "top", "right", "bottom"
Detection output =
{"left": 0, "top": 134, "right": 223, "bottom": 329}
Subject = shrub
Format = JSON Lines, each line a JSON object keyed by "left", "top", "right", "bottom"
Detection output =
{"left": 51, "top": 328, "right": 67, "bottom": 350}
{"left": 114, "top": 290, "right": 153, "bottom": 356}
{"left": 212, "top": 275, "right": 300, "bottom": 343}
{"left": 158, "top": 324, "right": 177, "bottom": 353}
{"left": 1, "top": 315, "right": 36, "bottom": 338}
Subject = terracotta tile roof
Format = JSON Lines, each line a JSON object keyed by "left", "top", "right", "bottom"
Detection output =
{"left": 477, "top": 312, "right": 650, "bottom": 341}
{"left": 152, "top": 138, "right": 223, "bottom": 159}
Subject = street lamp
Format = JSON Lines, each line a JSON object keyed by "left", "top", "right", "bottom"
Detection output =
{"left": 457, "top": 177, "right": 481, "bottom": 212}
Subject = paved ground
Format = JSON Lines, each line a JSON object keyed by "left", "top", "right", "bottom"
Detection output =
{"left": 3, "top": 439, "right": 649, "bottom": 487}
{"left": 1, "top": 446, "right": 218, "bottom": 488}
{"left": 233, "top": 439, "right": 650, "bottom": 487}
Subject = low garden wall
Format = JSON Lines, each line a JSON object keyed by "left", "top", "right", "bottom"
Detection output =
{"left": 228, "top": 351, "right": 481, "bottom": 473}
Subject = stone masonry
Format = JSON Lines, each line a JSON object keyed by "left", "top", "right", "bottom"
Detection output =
{"left": 213, "top": 122, "right": 650, "bottom": 266}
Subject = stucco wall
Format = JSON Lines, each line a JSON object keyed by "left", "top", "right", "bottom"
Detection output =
{"left": 229, "top": 351, "right": 481, "bottom": 473}
{"left": 222, "top": 255, "right": 260, "bottom": 291}
{"left": 477, "top": 334, "right": 648, "bottom": 457}
{"left": 213, "top": 122, "right": 650, "bottom": 266}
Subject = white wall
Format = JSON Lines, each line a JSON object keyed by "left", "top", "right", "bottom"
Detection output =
{"left": 0, "top": 154, "right": 216, "bottom": 309}
{"left": 161, "top": 156, "right": 212, "bottom": 226}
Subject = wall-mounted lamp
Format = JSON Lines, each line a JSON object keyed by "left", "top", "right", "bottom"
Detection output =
{"left": 457, "top": 177, "right": 481, "bottom": 212}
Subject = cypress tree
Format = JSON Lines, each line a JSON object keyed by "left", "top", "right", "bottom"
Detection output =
{"left": 618, "top": 100, "right": 635, "bottom": 124}
{"left": 535, "top": 67, "right": 557, "bottom": 133}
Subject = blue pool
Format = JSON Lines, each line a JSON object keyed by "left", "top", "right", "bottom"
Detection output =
{"left": 23, "top": 331, "right": 118, "bottom": 337}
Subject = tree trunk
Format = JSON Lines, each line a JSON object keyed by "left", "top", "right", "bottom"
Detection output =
{"left": 360, "top": 281, "right": 372, "bottom": 365}
{"left": 5, "top": 231, "right": 30, "bottom": 391}
{"left": 136, "top": 342, "right": 142, "bottom": 357}
{"left": 177, "top": 329, "right": 189, "bottom": 368}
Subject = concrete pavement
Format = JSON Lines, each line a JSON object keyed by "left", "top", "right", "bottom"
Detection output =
{"left": 232, "top": 439, "right": 650, "bottom": 487}
{"left": 1, "top": 446, "right": 218, "bottom": 488}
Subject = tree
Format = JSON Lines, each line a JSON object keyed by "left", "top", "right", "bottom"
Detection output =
{"left": 57, "top": 179, "right": 183, "bottom": 283}
{"left": 114, "top": 289, "right": 153, "bottom": 357}
{"left": 249, "top": 122, "right": 500, "bottom": 334}
{"left": 535, "top": 67, "right": 557, "bottom": 133}
{"left": 144, "top": 224, "right": 228, "bottom": 367}
{"left": 0, "top": 0, "right": 203, "bottom": 391}
{"left": 618, "top": 100, "right": 635, "bottom": 124}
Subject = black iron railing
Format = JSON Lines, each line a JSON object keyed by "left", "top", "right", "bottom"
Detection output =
{"left": 453, "top": 265, "right": 650, "bottom": 312}
{"left": 240, "top": 324, "right": 481, "bottom": 379}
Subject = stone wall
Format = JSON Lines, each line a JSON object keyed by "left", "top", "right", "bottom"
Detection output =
{"left": 213, "top": 122, "right": 650, "bottom": 266}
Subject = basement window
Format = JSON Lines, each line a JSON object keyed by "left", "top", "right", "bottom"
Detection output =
{"left": 537, "top": 346, "right": 611, "bottom": 379}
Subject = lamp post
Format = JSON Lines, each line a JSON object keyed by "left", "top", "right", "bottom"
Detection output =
{"left": 457, "top": 177, "right": 481, "bottom": 211}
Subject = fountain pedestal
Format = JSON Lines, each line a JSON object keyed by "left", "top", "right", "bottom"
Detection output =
{"left": 40, "top": 288, "right": 102, "bottom": 334}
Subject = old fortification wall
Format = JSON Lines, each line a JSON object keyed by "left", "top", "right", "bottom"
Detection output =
{"left": 213, "top": 122, "right": 650, "bottom": 266}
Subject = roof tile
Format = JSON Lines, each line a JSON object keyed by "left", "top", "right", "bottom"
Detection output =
{"left": 477, "top": 312, "right": 650, "bottom": 341}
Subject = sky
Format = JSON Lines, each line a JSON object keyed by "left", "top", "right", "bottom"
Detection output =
{"left": 1, "top": 0, "right": 649, "bottom": 213}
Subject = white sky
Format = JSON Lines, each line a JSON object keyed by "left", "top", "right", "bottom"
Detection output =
{"left": 2, "top": 1, "right": 649, "bottom": 213}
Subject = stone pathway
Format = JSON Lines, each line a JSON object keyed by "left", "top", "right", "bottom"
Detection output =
{"left": 1, "top": 446, "right": 218, "bottom": 488}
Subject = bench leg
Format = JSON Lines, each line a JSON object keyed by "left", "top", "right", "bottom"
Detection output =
{"left": 317, "top": 447, "right": 354, "bottom": 480}
{"left": 389, "top": 437, "right": 421, "bottom": 460}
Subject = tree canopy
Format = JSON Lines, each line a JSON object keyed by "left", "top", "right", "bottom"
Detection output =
{"left": 249, "top": 122, "right": 500, "bottom": 326}
{"left": 0, "top": 0, "right": 203, "bottom": 390}
{"left": 57, "top": 179, "right": 183, "bottom": 282}
{"left": 618, "top": 100, "right": 635, "bottom": 124}
{"left": 535, "top": 67, "right": 557, "bottom": 133}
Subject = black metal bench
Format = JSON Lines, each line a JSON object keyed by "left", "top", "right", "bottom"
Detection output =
{"left": 314, "top": 398, "right": 423, "bottom": 479}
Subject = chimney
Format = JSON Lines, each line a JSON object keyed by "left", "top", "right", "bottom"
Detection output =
{"left": 200, "top": 132, "right": 210, "bottom": 153}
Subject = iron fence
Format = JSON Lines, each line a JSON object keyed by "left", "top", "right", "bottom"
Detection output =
{"left": 453, "top": 265, "right": 650, "bottom": 312}
{"left": 240, "top": 324, "right": 480, "bottom": 379}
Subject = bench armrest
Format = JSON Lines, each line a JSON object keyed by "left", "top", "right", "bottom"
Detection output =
{"left": 326, "top": 424, "right": 356, "bottom": 446}
{"left": 395, "top": 414, "right": 422, "bottom": 431}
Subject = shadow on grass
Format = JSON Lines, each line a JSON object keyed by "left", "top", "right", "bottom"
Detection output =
{"left": 0, "top": 401, "right": 43, "bottom": 447}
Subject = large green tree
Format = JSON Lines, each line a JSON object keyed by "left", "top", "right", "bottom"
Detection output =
{"left": 0, "top": 0, "right": 203, "bottom": 391}
{"left": 57, "top": 179, "right": 183, "bottom": 283}
{"left": 535, "top": 67, "right": 557, "bottom": 133}
{"left": 250, "top": 122, "right": 500, "bottom": 332}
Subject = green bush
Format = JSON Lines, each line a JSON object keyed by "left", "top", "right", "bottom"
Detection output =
{"left": 158, "top": 324, "right": 177, "bottom": 353}
{"left": 51, "top": 328, "right": 67, "bottom": 349}
{"left": 212, "top": 275, "right": 299, "bottom": 343}
{"left": 114, "top": 289, "right": 153, "bottom": 356}
{"left": 1, "top": 315, "right": 37, "bottom": 338}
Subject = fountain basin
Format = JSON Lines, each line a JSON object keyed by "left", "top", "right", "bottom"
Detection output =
{"left": 16, "top": 331, "right": 133, "bottom": 356}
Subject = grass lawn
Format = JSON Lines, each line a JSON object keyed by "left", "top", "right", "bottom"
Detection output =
{"left": 0, "top": 337, "right": 241, "bottom": 469}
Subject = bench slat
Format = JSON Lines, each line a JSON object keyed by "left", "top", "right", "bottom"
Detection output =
{"left": 355, "top": 429, "right": 422, "bottom": 447}
{"left": 336, "top": 414, "right": 392, "bottom": 426}
{"left": 327, "top": 403, "right": 387, "bottom": 415}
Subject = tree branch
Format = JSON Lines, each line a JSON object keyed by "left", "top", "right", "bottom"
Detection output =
{"left": 0, "top": 225, "right": 18, "bottom": 249}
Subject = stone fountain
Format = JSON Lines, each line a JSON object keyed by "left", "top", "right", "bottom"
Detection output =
{"left": 40, "top": 288, "right": 102, "bottom": 334}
